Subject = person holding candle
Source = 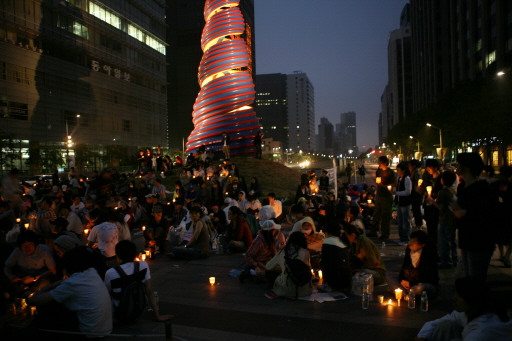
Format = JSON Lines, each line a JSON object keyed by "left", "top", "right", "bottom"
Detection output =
{"left": 386, "top": 230, "right": 439, "bottom": 299}
{"left": 408, "top": 160, "right": 425, "bottom": 230}
{"left": 414, "top": 277, "right": 512, "bottom": 341}
{"left": 344, "top": 222, "right": 387, "bottom": 285}
{"left": 368, "top": 156, "right": 396, "bottom": 240}
{"left": 104, "top": 240, "right": 172, "bottom": 322}
{"left": 318, "top": 222, "right": 352, "bottom": 293}
{"left": 144, "top": 206, "right": 170, "bottom": 255}
{"left": 422, "top": 159, "right": 443, "bottom": 245}
{"left": 171, "top": 206, "right": 210, "bottom": 260}
{"left": 394, "top": 162, "right": 413, "bottom": 246}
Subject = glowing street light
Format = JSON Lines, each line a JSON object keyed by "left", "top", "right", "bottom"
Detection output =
{"left": 409, "top": 136, "right": 421, "bottom": 152}
{"left": 426, "top": 123, "right": 442, "bottom": 149}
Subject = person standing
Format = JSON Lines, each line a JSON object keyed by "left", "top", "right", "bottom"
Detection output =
{"left": 408, "top": 160, "right": 424, "bottom": 229}
{"left": 435, "top": 170, "right": 458, "bottom": 269}
{"left": 222, "top": 132, "right": 231, "bottom": 160}
{"left": 422, "top": 159, "right": 443, "bottom": 245}
{"left": 368, "top": 156, "right": 396, "bottom": 240}
{"left": 395, "top": 162, "right": 413, "bottom": 245}
{"left": 451, "top": 153, "right": 496, "bottom": 282}
{"left": 254, "top": 131, "right": 262, "bottom": 159}
{"left": 358, "top": 165, "right": 366, "bottom": 183}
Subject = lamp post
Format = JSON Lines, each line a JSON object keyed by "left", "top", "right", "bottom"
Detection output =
{"left": 409, "top": 136, "right": 421, "bottom": 152}
{"left": 426, "top": 123, "right": 442, "bottom": 149}
{"left": 393, "top": 142, "right": 402, "bottom": 155}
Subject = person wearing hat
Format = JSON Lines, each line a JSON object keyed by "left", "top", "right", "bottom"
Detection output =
{"left": 54, "top": 235, "right": 79, "bottom": 257}
{"left": 184, "top": 185, "right": 198, "bottom": 209}
{"left": 144, "top": 205, "right": 169, "bottom": 255}
{"left": 240, "top": 220, "right": 282, "bottom": 283}
{"left": 221, "top": 131, "right": 230, "bottom": 160}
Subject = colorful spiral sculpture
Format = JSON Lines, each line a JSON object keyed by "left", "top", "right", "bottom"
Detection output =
{"left": 185, "top": 0, "right": 261, "bottom": 156}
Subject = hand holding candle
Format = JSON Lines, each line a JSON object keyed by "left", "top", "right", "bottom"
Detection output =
{"left": 426, "top": 186, "right": 432, "bottom": 197}
{"left": 418, "top": 179, "right": 423, "bottom": 187}
{"left": 376, "top": 177, "right": 381, "bottom": 184}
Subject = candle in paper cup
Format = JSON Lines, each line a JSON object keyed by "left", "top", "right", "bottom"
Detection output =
{"left": 145, "top": 250, "right": 151, "bottom": 257}
{"left": 209, "top": 277, "right": 215, "bottom": 285}
{"left": 24, "top": 223, "right": 29, "bottom": 229}
{"left": 395, "top": 288, "right": 403, "bottom": 300}
{"left": 376, "top": 177, "right": 381, "bottom": 184}
{"left": 426, "top": 186, "right": 432, "bottom": 196}
{"left": 318, "top": 270, "right": 323, "bottom": 279}
{"left": 142, "top": 226, "right": 146, "bottom": 231}
{"left": 388, "top": 299, "right": 393, "bottom": 306}
{"left": 84, "top": 229, "right": 90, "bottom": 235}
{"left": 418, "top": 179, "right": 423, "bottom": 186}
{"left": 367, "top": 199, "right": 372, "bottom": 204}
{"left": 378, "top": 295, "right": 384, "bottom": 303}
{"left": 387, "top": 185, "right": 392, "bottom": 191}
{"left": 30, "top": 306, "right": 37, "bottom": 316}
{"left": 141, "top": 254, "right": 146, "bottom": 261}
{"left": 16, "top": 218, "right": 21, "bottom": 223}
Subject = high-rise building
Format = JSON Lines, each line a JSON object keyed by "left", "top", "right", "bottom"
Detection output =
{"left": 255, "top": 71, "right": 315, "bottom": 152}
{"left": 380, "top": 4, "right": 412, "bottom": 142}
{"left": 166, "top": 0, "right": 255, "bottom": 150}
{"left": 317, "top": 117, "right": 334, "bottom": 154}
{"left": 254, "top": 73, "right": 288, "bottom": 148}
{"left": 338, "top": 111, "right": 357, "bottom": 156}
{"left": 0, "top": 0, "right": 168, "bottom": 171}
{"left": 409, "top": 0, "right": 512, "bottom": 112}
{"left": 287, "top": 72, "right": 315, "bottom": 152}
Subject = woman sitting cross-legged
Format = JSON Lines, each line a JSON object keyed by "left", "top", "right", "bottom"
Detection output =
{"left": 266, "top": 231, "right": 312, "bottom": 298}
{"left": 239, "top": 220, "right": 281, "bottom": 283}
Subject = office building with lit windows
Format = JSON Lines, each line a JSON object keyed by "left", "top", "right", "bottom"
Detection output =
{"left": 0, "top": 0, "right": 167, "bottom": 171}
{"left": 255, "top": 71, "right": 315, "bottom": 152}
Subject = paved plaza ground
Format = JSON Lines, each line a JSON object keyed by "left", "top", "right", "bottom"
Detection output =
{"left": 120, "top": 220, "right": 512, "bottom": 341}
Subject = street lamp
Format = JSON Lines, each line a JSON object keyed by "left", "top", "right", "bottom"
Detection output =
{"left": 393, "top": 142, "right": 402, "bottom": 155}
{"left": 426, "top": 123, "right": 442, "bottom": 149}
{"left": 409, "top": 136, "right": 421, "bottom": 152}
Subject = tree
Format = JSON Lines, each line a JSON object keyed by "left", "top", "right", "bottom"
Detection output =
{"left": 73, "top": 143, "right": 99, "bottom": 172}
{"left": 0, "top": 131, "right": 21, "bottom": 170}
{"left": 25, "top": 144, "right": 64, "bottom": 173}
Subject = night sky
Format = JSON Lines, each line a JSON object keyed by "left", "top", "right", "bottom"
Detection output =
{"left": 255, "top": 0, "right": 409, "bottom": 150}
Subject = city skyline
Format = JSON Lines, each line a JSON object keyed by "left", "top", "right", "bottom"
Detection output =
{"left": 255, "top": 0, "right": 409, "bottom": 150}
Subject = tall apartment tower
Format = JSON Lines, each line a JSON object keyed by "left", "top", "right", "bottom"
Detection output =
{"left": 254, "top": 73, "right": 288, "bottom": 148}
{"left": 409, "top": 0, "right": 512, "bottom": 112}
{"left": 166, "top": 0, "right": 255, "bottom": 150}
{"left": 287, "top": 72, "right": 315, "bottom": 152}
{"left": 255, "top": 71, "right": 315, "bottom": 152}
{"left": 338, "top": 111, "right": 357, "bottom": 155}
{"left": 317, "top": 117, "right": 334, "bottom": 154}
{"left": 0, "top": 0, "right": 168, "bottom": 169}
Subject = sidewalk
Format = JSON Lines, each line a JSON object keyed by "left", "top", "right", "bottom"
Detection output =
{"left": 139, "top": 220, "right": 512, "bottom": 341}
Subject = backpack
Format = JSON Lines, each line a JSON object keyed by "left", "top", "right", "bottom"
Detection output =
{"left": 111, "top": 262, "right": 148, "bottom": 324}
{"left": 283, "top": 249, "right": 312, "bottom": 298}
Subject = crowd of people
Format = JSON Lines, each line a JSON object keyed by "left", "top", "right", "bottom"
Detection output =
{"left": 1, "top": 150, "right": 512, "bottom": 339}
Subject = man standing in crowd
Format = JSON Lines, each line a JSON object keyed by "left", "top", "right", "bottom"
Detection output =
{"left": 368, "top": 156, "right": 396, "bottom": 240}
{"left": 222, "top": 131, "right": 231, "bottom": 160}
{"left": 254, "top": 131, "right": 262, "bottom": 159}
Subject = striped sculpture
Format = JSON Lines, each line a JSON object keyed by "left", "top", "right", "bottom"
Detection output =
{"left": 185, "top": 0, "right": 261, "bottom": 156}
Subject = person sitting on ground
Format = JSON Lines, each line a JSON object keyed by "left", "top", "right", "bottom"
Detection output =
{"left": 258, "top": 198, "right": 276, "bottom": 223}
{"left": 27, "top": 246, "right": 112, "bottom": 338}
{"left": 268, "top": 193, "right": 283, "bottom": 221}
{"left": 290, "top": 204, "right": 316, "bottom": 234}
{"left": 104, "top": 240, "right": 172, "bottom": 322}
{"left": 144, "top": 206, "right": 169, "bottom": 255}
{"left": 266, "top": 231, "right": 313, "bottom": 298}
{"left": 209, "top": 205, "right": 227, "bottom": 234}
{"left": 29, "top": 197, "right": 57, "bottom": 235}
{"left": 4, "top": 230, "right": 57, "bottom": 293}
{"left": 346, "top": 205, "right": 365, "bottom": 235}
{"left": 414, "top": 277, "right": 512, "bottom": 341}
{"left": 86, "top": 210, "right": 119, "bottom": 260}
{"left": 386, "top": 229, "right": 439, "bottom": 298}
{"left": 130, "top": 197, "right": 148, "bottom": 230}
{"left": 343, "top": 222, "right": 387, "bottom": 285}
{"left": 151, "top": 178, "right": 167, "bottom": 203}
{"left": 220, "top": 206, "right": 253, "bottom": 254}
{"left": 240, "top": 220, "right": 280, "bottom": 283}
{"left": 318, "top": 221, "right": 352, "bottom": 293}
{"left": 237, "top": 191, "right": 249, "bottom": 213}
{"left": 171, "top": 206, "right": 210, "bottom": 260}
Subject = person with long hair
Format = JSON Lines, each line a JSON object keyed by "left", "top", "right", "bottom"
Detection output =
{"left": 266, "top": 231, "right": 312, "bottom": 298}
{"left": 249, "top": 177, "right": 262, "bottom": 197}
{"left": 395, "top": 161, "right": 413, "bottom": 245}
{"left": 415, "top": 277, "right": 512, "bottom": 340}
{"left": 220, "top": 206, "right": 253, "bottom": 254}
{"left": 318, "top": 221, "right": 352, "bottom": 293}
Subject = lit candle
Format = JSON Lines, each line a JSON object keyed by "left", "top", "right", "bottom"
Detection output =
{"left": 318, "top": 270, "right": 323, "bottom": 279}
{"left": 145, "top": 250, "right": 151, "bottom": 257}
{"left": 387, "top": 185, "right": 392, "bottom": 191}
{"left": 173, "top": 198, "right": 176, "bottom": 203}
{"left": 376, "top": 177, "right": 381, "bottom": 184}
{"left": 378, "top": 295, "right": 384, "bottom": 304}
{"left": 142, "top": 226, "right": 146, "bottom": 231}
{"left": 24, "top": 223, "right": 29, "bottom": 229}
{"left": 311, "top": 269, "right": 315, "bottom": 276}
{"left": 388, "top": 299, "right": 393, "bottom": 306}
{"left": 33, "top": 184, "right": 36, "bottom": 187}
{"left": 225, "top": 192, "right": 228, "bottom": 195}
{"left": 30, "top": 306, "right": 37, "bottom": 316}
{"left": 418, "top": 179, "right": 423, "bottom": 186}
{"left": 426, "top": 186, "right": 432, "bottom": 196}
{"left": 141, "top": 254, "right": 146, "bottom": 261}
{"left": 167, "top": 202, "right": 171, "bottom": 205}
{"left": 209, "top": 277, "right": 215, "bottom": 285}
{"left": 206, "top": 176, "right": 210, "bottom": 181}
{"left": 84, "top": 229, "right": 90, "bottom": 235}
{"left": 367, "top": 199, "right": 372, "bottom": 204}
{"left": 16, "top": 218, "right": 21, "bottom": 223}
{"left": 395, "top": 288, "right": 403, "bottom": 306}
